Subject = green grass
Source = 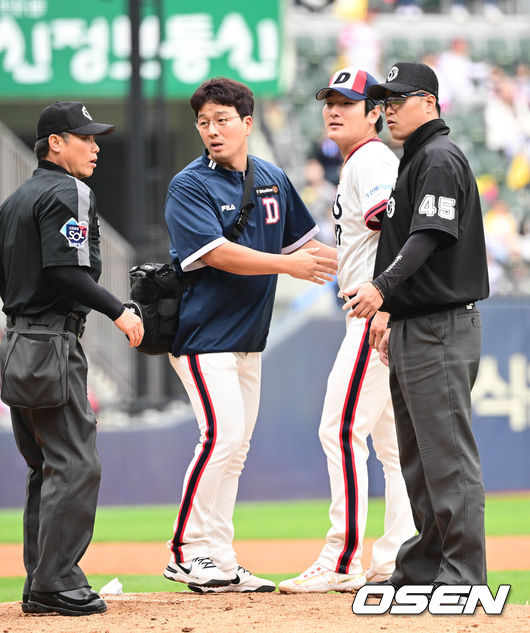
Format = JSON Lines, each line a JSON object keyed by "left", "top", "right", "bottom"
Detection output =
{"left": 1, "top": 493, "right": 528, "bottom": 543}
{"left": 1, "top": 494, "right": 528, "bottom": 604}
{"left": 0, "top": 572, "right": 527, "bottom": 604}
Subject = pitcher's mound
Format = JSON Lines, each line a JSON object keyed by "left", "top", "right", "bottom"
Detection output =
{"left": 1, "top": 592, "right": 528, "bottom": 633}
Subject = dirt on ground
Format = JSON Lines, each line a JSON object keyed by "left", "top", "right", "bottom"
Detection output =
{"left": 1, "top": 537, "right": 528, "bottom": 633}
{"left": 2, "top": 536, "right": 529, "bottom": 576}
{"left": 0, "top": 594, "right": 528, "bottom": 633}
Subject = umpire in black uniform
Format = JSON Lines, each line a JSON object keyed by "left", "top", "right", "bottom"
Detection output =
{"left": 344, "top": 63, "right": 489, "bottom": 587}
{"left": 0, "top": 101, "right": 143, "bottom": 616}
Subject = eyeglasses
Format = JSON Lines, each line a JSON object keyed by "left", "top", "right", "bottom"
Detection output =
{"left": 195, "top": 115, "right": 242, "bottom": 131}
{"left": 380, "top": 92, "right": 430, "bottom": 110}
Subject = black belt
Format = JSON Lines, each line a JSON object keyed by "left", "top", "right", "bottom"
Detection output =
{"left": 7, "top": 312, "right": 86, "bottom": 339}
{"left": 64, "top": 313, "right": 86, "bottom": 339}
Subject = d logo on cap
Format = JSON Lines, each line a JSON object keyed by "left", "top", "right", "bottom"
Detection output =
{"left": 333, "top": 72, "right": 351, "bottom": 86}
{"left": 82, "top": 106, "right": 93, "bottom": 121}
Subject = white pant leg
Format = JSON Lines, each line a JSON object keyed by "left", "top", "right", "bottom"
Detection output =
{"left": 168, "top": 352, "right": 259, "bottom": 567}
{"left": 317, "top": 318, "right": 401, "bottom": 575}
{"left": 208, "top": 353, "right": 261, "bottom": 573}
{"left": 369, "top": 399, "right": 416, "bottom": 577}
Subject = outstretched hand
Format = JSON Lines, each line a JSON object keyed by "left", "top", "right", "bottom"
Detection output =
{"left": 287, "top": 247, "right": 338, "bottom": 284}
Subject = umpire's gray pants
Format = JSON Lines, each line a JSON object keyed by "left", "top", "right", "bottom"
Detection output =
{"left": 6, "top": 314, "right": 101, "bottom": 594}
{"left": 388, "top": 304, "right": 487, "bottom": 586}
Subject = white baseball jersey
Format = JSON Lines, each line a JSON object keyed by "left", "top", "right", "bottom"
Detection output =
{"left": 333, "top": 139, "right": 398, "bottom": 292}
{"left": 316, "top": 137, "right": 414, "bottom": 577}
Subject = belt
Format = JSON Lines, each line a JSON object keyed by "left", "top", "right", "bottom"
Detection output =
{"left": 7, "top": 312, "right": 86, "bottom": 339}
{"left": 64, "top": 313, "right": 86, "bottom": 339}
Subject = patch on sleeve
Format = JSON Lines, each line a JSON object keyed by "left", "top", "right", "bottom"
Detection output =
{"left": 60, "top": 218, "right": 88, "bottom": 248}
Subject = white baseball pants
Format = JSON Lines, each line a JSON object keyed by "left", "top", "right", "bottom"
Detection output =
{"left": 317, "top": 317, "right": 415, "bottom": 576}
{"left": 168, "top": 351, "right": 261, "bottom": 574}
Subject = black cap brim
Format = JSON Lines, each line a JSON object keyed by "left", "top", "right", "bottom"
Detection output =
{"left": 67, "top": 122, "right": 115, "bottom": 136}
{"left": 367, "top": 82, "right": 421, "bottom": 100}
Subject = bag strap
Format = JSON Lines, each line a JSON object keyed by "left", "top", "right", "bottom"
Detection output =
{"left": 227, "top": 157, "right": 255, "bottom": 241}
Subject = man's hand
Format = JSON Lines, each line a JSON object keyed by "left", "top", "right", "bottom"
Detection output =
{"left": 369, "top": 311, "right": 389, "bottom": 350}
{"left": 377, "top": 328, "right": 390, "bottom": 367}
{"left": 287, "top": 247, "right": 338, "bottom": 284}
{"left": 342, "top": 282, "right": 383, "bottom": 319}
{"left": 114, "top": 307, "right": 144, "bottom": 348}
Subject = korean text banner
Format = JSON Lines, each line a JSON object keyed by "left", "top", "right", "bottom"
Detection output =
{"left": 0, "top": 0, "right": 284, "bottom": 98}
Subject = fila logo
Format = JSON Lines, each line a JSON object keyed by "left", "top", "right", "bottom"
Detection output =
{"left": 221, "top": 204, "right": 236, "bottom": 212}
{"left": 262, "top": 197, "right": 280, "bottom": 224}
{"left": 352, "top": 584, "right": 510, "bottom": 615}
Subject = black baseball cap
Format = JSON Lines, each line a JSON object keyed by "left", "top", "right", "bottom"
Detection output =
{"left": 367, "top": 62, "right": 439, "bottom": 101}
{"left": 36, "top": 101, "right": 115, "bottom": 140}
{"left": 316, "top": 67, "right": 379, "bottom": 101}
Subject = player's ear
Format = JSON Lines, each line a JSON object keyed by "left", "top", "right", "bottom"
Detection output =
{"left": 48, "top": 134, "right": 65, "bottom": 153}
{"left": 243, "top": 115, "right": 253, "bottom": 137}
{"left": 424, "top": 94, "right": 437, "bottom": 114}
{"left": 370, "top": 104, "right": 381, "bottom": 124}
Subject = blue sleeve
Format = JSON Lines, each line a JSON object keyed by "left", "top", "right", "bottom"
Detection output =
{"left": 164, "top": 173, "right": 228, "bottom": 272}
{"left": 280, "top": 174, "right": 319, "bottom": 253}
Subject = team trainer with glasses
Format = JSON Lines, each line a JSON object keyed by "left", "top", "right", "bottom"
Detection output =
{"left": 345, "top": 62, "right": 490, "bottom": 588}
{"left": 163, "top": 77, "right": 337, "bottom": 594}
{"left": 0, "top": 101, "right": 143, "bottom": 616}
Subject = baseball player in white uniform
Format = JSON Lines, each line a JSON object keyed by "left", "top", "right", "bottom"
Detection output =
{"left": 280, "top": 68, "right": 415, "bottom": 594}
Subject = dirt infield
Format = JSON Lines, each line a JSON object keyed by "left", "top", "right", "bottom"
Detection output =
{"left": 1, "top": 538, "right": 528, "bottom": 632}
{"left": 1, "top": 536, "right": 529, "bottom": 576}
{"left": 0, "top": 593, "right": 528, "bottom": 633}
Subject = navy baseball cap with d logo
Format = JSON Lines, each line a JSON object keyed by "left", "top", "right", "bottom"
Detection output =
{"left": 316, "top": 67, "right": 379, "bottom": 102}
{"left": 36, "top": 101, "right": 115, "bottom": 140}
{"left": 367, "top": 62, "right": 439, "bottom": 100}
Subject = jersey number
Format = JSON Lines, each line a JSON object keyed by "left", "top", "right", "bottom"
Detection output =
{"left": 418, "top": 194, "right": 456, "bottom": 220}
{"left": 262, "top": 197, "right": 280, "bottom": 224}
{"left": 333, "top": 194, "right": 343, "bottom": 246}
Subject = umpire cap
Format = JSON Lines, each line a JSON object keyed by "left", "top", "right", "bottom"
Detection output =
{"left": 316, "top": 68, "right": 379, "bottom": 102}
{"left": 36, "top": 101, "right": 115, "bottom": 140}
{"left": 367, "top": 62, "right": 439, "bottom": 100}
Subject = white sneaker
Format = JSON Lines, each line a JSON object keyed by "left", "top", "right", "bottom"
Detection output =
{"left": 278, "top": 562, "right": 366, "bottom": 594}
{"left": 364, "top": 568, "right": 392, "bottom": 583}
{"left": 189, "top": 566, "right": 276, "bottom": 593}
{"left": 164, "top": 557, "right": 232, "bottom": 587}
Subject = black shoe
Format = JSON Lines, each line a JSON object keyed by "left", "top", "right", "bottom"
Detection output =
{"left": 21, "top": 592, "right": 37, "bottom": 614}
{"left": 27, "top": 586, "right": 107, "bottom": 616}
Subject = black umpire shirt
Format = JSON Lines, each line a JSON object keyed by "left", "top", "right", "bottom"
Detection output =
{"left": 374, "top": 119, "right": 489, "bottom": 319}
{"left": 0, "top": 160, "right": 102, "bottom": 317}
